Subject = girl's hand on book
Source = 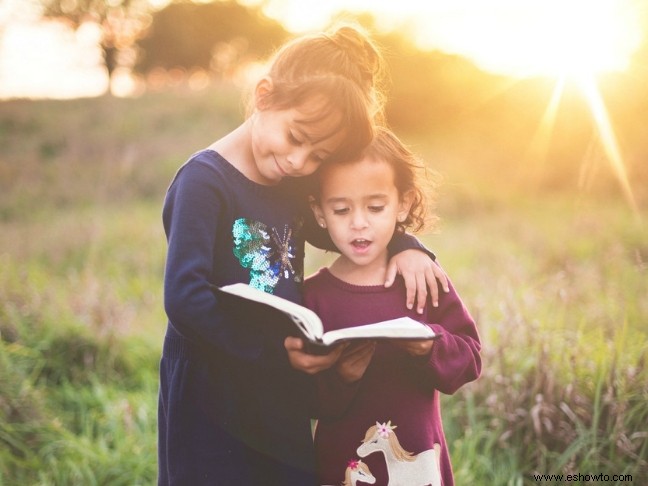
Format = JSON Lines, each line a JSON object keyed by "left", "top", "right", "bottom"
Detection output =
{"left": 393, "top": 338, "right": 434, "bottom": 357}
{"left": 385, "top": 250, "right": 449, "bottom": 313}
{"left": 284, "top": 336, "right": 345, "bottom": 374}
{"left": 336, "top": 341, "right": 376, "bottom": 383}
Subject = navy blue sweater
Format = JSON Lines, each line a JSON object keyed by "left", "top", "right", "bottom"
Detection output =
{"left": 159, "top": 149, "right": 433, "bottom": 485}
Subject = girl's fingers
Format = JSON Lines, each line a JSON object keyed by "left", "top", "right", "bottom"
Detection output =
{"left": 284, "top": 337, "right": 345, "bottom": 374}
{"left": 425, "top": 266, "right": 440, "bottom": 308}
{"left": 400, "top": 270, "right": 417, "bottom": 310}
{"left": 415, "top": 271, "right": 428, "bottom": 314}
{"left": 384, "top": 260, "right": 397, "bottom": 288}
{"left": 432, "top": 262, "right": 450, "bottom": 293}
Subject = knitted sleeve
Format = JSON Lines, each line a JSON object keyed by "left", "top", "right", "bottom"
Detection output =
{"left": 163, "top": 159, "right": 265, "bottom": 361}
{"left": 410, "top": 272, "right": 482, "bottom": 395}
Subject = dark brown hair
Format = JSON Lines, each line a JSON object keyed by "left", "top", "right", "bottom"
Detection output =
{"left": 315, "top": 126, "right": 438, "bottom": 234}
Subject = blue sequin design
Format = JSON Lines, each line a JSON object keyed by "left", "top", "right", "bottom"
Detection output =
{"left": 232, "top": 218, "right": 302, "bottom": 293}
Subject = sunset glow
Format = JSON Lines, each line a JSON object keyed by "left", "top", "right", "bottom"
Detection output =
{"left": 0, "top": 20, "right": 108, "bottom": 99}
{"left": 415, "top": 1, "right": 641, "bottom": 78}
{"left": 255, "top": 0, "right": 643, "bottom": 79}
{"left": 254, "top": 0, "right": 643, "bottom": 216}
{"left": 0, "top": 0, "right": 644, "bottom": 99}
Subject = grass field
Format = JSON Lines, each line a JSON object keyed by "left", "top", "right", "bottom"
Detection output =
{"left": 1, "top": 87, "right": 646, "bottom": 484}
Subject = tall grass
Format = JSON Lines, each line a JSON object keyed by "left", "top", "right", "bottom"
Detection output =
{"left": 429, "top": 199, "right": 648, "bottom": 484}
{"left": 1, "top": 87, "right": 646, "bottom": 484}
{"left": 0, "top": 208, "right": 162, "bottom": 484}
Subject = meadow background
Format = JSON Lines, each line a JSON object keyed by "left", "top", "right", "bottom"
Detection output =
{"left": 1, "top": 2, "right": 648, "bottom": 485}
{"left": 1, "top": 85, "right": 646, "bottom": 485}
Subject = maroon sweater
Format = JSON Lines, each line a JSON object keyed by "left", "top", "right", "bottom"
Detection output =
{"left": 305, "top": 268, "right": 481, "bottom": 486}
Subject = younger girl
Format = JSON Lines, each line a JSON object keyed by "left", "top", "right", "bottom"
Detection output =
{"left": 306, "top": 127, "right": 482, "bottom": 486}
{"left": 159, "top": 27, "right": 447, "bottom": 485}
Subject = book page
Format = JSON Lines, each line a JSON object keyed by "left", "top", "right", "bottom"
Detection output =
{"left": 218, "top": 283, "right": 324, "bottom": 341}
{"left": 320, "top": 316, "right": 436, "bottom": 347}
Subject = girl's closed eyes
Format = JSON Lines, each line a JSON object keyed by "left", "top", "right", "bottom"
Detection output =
{"left": 287, "top": 130, "right": 330, "bottom": 164}
{"left": 288, "top": 130, "right": 303, "bottom": 145}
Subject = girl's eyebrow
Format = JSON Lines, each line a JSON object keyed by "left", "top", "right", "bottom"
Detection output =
{"left": 325, "top": 194, "right": 389, "bottom": 204}
{"left": 365, "top": 194, "right": 390, "bottom": 202}
{"left": 325, "top": 196, "right": 350, "bottom": 204}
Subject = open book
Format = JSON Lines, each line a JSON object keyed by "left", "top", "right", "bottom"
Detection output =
{"left": 211, "top": 283, "right": 439, "bottom": 354}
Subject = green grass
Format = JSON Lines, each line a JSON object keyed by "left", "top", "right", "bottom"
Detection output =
{"left": 1, "top": 87, "right": 647, "bottom": 484}
{"left": 427, "top": 198, "right": 648, "bottom": 484}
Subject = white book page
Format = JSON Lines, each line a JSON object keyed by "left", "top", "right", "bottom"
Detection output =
{"left": 320, "top": 316, "right": 436, "bottom": 346}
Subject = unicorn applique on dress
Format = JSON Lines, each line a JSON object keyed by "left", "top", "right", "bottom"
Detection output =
{"left": 343, "top": 459, "right": 376, "bottom": 486}
{"left": 322, "top": 459, "right": 376, "bottom": 486}
{"left": 356, "top": 421, "right": 442, "bottom": 486}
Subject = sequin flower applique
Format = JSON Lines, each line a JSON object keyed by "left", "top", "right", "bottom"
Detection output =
{"left": 232, "top": 217, "right": 303, "bottom": 293}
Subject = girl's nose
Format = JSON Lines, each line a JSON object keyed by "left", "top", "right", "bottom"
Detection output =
{"left": 287, "top": 148, "right": 308, "bottom": 171}
{"left": 350, "top": 210, "right": 369, "bottom": 229}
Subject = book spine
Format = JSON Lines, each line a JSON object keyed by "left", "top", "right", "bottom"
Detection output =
{"left": 303, "top": 340, "right": 332, "bottom": 356}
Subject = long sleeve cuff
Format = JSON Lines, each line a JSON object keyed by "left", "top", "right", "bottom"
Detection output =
{"left": 387, "top": 232, "right": 436, "bottom": 260}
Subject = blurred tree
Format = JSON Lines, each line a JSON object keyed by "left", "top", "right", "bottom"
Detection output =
{"left": 381, "top": 31, "right": 504, "bottom": 134}
{"left": 331, "top": 12, "right": 506, "bottom": 136}
{"left": 134, "top": 1, "right": 289, "bottom": 77}
{"left": 38, "top": 0, "right": 151, "bottom": 88}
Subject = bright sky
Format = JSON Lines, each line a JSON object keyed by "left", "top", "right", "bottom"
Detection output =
{"left": 0, "top": 0, "right": 644, "bottom": 99}
{"left": 256, "top": 0, "right": 644, "bottom": 77}
{"left": 0, "top": 0, "right": 108, "bottom": 99}
{"left": 0, "top": 20, "right": 108, "bottom": 99}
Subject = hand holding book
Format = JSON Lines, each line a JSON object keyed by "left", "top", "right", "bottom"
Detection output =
{"left": 335, "top": 340, "right": 377, "bottom": 383}
{"left": 211, "top": 283, "right": 439, "bottom": 355}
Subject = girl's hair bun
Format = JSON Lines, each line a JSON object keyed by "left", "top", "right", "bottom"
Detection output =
{"left": 254, "top": 24, "right": 388, "bottom": 163}
{"left": 326, "top": 25, "right": 384, "bottom": 90}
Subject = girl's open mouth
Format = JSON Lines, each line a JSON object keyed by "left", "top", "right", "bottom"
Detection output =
{"left": 351, "top": 239, "right": 371, "bottom": 250}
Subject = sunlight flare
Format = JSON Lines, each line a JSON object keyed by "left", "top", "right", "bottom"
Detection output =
{"left": 577, "top": 76, "right": 639, "bottom": 218}
{"left": 412, "top": 0, "right": 642, "bottom": 78}
{"left": 526, "top": 78, "right": 565, "bottom": 166}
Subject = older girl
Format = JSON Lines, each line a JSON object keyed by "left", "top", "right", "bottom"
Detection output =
{"left": 159, "top": 27, "right": 446, "bottom": 485}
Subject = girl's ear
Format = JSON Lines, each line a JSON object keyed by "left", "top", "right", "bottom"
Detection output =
{"left": 254, "top": 77, "right": 274, "bottom": 110}
{"left": 397, "top": 190, "right": 415, "bottom": 223}
{"left": 309, "top": 196, "right": 327, "bottom": 229}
